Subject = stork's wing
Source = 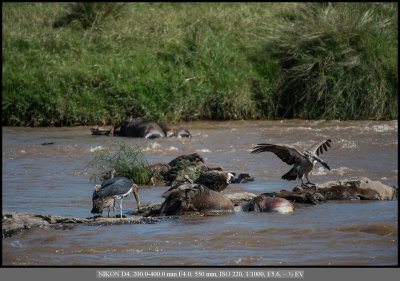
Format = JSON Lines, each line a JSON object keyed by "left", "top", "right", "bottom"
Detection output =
{"left": 308, "top": 139, "right": 332, "bottom": 156}
{"left": 96, "top": 177, "right": 133, "bottom": 198}
{"left": 101, "top": 177, "right": 118, "bottom": 188}
{"left": 251, "top": 144, "right": 305, "bottom": 165}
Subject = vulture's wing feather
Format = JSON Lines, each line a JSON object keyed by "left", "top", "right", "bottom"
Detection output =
{"left": 308, "top": 139, "right": 332, "bottom": 156}
{"left": 251, "top": 144, "right": 304, "bottom": 165}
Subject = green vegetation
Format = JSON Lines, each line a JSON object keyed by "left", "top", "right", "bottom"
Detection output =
{"left": 2, "top": 2, "right": 398, "bottom": 126}
{"left": 86, "top": 141, "right": 152, "bottom": 185}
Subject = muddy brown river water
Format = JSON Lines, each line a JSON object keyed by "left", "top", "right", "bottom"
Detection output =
{"left": 2, "top": 120, "right": 398, "bottom": 266}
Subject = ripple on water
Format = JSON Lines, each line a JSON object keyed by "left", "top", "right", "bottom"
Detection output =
{"left": 312, "top": 166, "right": 359, "bottom": 176}
{"left": 337, "top": 223, "right": 398, "bottom": 237}
{"left": 1, "top": 121, "right": 397, "bottom": 266}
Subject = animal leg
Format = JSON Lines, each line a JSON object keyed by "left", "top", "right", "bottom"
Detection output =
{"left": 300, "top": 177, "right": 308, "bottom": 188}
{"left": 305, "top": 174, "right": 318, "bottom": 191}
{"left": 305, "top": 174, "right": 316, "bottom": 186}
{"left": 305, "top": 175, "right": 315, "bottom": 185}
{"left": 113, "top": 199, "right": 116, "bottom": 217}
{"left": 119, "top": 199, "right": 123, "bottom": 218}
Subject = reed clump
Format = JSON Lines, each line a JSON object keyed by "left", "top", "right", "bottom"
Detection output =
{"left": 86, "top": 141, "right": 152, "bottom": 185}
{"left": 255, "top": 3, "right": 398, "bottom": 120}
{"left": 2, "top": 2, "right": 397, "bottom": 126}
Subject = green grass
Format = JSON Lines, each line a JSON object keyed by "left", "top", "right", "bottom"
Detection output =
{"left": 86, "top": 141, "right": 152, "bottom": 185}
{"left": 2, "top": 2, "right": 398, "bottom": 126}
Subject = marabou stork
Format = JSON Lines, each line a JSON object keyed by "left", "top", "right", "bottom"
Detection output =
{"left": 91, "top": 175, "right": 140, "bottom": 218}
{"left": 251, "top": 139, "right": 332, "bottom": 187}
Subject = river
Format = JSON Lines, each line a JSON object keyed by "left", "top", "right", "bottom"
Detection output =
{"left": 2, "top": 120, "right": 398, "bottom": 265}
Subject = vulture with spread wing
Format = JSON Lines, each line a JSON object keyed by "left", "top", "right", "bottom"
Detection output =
{"left": 251, "top": 139, "right": 332, "bottom": 186}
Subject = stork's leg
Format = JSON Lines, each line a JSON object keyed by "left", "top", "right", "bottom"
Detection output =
{"left": 113, "top": 199, "right": 116, "bottom": 218}
{"left": 119, "top": 199, "right": 123, "bottom": 218}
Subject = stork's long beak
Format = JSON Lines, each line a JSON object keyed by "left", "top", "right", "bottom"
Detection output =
{"left": 132, "top": 184, "right": 141, "bottom": 210}
{"left": 314, "top": 155, "right": 331, "bottom": 170}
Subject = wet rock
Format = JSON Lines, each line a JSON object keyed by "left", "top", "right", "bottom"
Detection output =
{"left": 292, "top": 177, "right": 396, "bottom": 200}
{"left": 2, "top": 212, "right": 159, "bottom": 238}
{"left": 274, "top": 183, "right": 381, "bottom": 204}
{"left": 128, "top": 202, "right": 163, "bottom": 216}
{"left": 165, "top": 153, "right": 208, "bottom": 184}
{"left": 168, "top": 153, "right": 206, "bottom": 170}
{"left": 148, "top": 163, "right": 171, "bottom": 185}
{"left": 316, "top": 177, "right": 397, "bottom": 200}
{"left": 2, "top": 212, "right": 89, "bottom": 238}
{"left": 225, "top": 192, "right": 257, "bottom": 204}
{"left": 317, "top": 185, "right": 381, "bottom": 200}
{"left": 3, "top": 213, "right": 51, "bottom": 238}
{"left": 270, "top": 190, "right": 326, "bottom": 205}
{"left": 87, "top": 216, "right": 160, "bottom": 225}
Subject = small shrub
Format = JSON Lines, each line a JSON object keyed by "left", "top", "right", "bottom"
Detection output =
{"left": 86, "top": 141, "right": 152, "bottom": 185}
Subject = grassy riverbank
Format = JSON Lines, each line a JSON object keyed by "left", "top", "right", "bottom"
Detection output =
{"left": 2, "top": 2, "right": 398, "bottom": 126}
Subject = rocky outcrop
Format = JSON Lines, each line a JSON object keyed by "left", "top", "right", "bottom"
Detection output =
{"left": 2, "top": 212, "right": 159, "bottom": 238}
{"left": 314, "top": 177, "right": 397, "bottom": 200}
{"left": 130, "top": 202, "right": 163, "bottom": 216}
{"left": 226, "top": 192, "right": 257, "bottom": 204}
{"left": 225, "top": 177, "right": 394, "bottom": 208}
{"left": 249, "top": 177, "right": 393, "bottom": 205}
{"left": 265, "top": 190, "right": 326, "bottom": 205}
{"left": 317, "top": 184, "right": 381, "bottom": 200}
{"left": 166, "top": 153, "right": 208, "bottom": 183}
{"left": 148, "top": 163, "right": 171, "bottom": 185}
{"left": 290, "top": 177, "right": 397, "bottom": 201}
